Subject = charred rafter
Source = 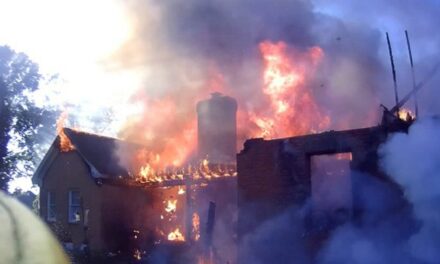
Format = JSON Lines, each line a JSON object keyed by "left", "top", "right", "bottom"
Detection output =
{"left": 100, "top": 173, "right": 237, "bottom": 189}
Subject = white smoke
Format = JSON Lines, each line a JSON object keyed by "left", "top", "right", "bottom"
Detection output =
{"left": 318, "top": 117, "right": 440, "bottom": 264}
{"left": 380, "top": 117, "right": 440, "bottom": 263}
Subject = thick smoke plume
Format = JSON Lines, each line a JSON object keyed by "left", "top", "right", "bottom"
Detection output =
{"left": 379, "top": 117, "right": 440, "bottom": 263}
{"left": 316, "top": 117, "right": 440, "bottom": 263}
{"left": 98, "top": 1, "right": 440, "bottom": 261}
{"left": 111, "top": 0, "right": 400, "bottom": 163}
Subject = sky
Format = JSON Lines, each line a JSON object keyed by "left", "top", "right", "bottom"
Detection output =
{"left": 0, "top": 0, "right": 144, "bottom": 135}
{"left": 0, "top": 0, "right": 139, "bottom": 191}
{"left": 1, "top": 0, "right": 439, "bottom": 192}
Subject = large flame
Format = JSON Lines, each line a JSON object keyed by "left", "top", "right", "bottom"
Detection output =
{"left": 120, "top": 40, "right": 330, "bottom": 180}
{"left": 249, "top": 41, "right": 330, "bottom": 139}
{"left": 120, "top": 95, "right": 200, "bottom": 181}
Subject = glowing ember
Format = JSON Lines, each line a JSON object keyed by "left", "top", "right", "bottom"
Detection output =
{"left": 335, "top": 153, "right": 352, "bottom": 161}
{"left": 250, "top": 41, "right": 330, "bottom": 139}
{"left": 398, "top": 108, "right": 415, "bottom": 121}
{"left": 133, "top": 249, "right": 141, "bottom": 260}
{"left": 133, "top": 229, "right": 140, "bottom": 239}
{"left": 168, "top": 228, "right": 185, "bottom": 241}
{"left": 192, "top": 212, "right": 200, "bottom": 241}
{"left": 178, "top": 186, "right": 185, "bottom": 195}
{"left": 56, "top": 111, "right": 75, "bottom": 152}
{"left": 165, "top": 199, "right": 177, "bottom": 213}
{"left": 201, "top": 158, "right": 210, "bottom": 174}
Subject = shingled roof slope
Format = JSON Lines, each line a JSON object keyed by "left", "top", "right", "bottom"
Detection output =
{"left": 63, "top": 128, "right": 144, "bottom": 179}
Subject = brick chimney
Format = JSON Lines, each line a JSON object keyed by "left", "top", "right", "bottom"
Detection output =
{"left": 196, "top": 92, "right": 237, "bottom": 164}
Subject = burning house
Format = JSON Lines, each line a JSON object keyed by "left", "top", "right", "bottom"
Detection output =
{"left": 34, "top": 94, "right": 421, "bottom": 264}
{"left": 32, "top": 22, "right": 436, "bottom": 262}
{"left": 35, "top": 82, "right": 438, "bottom": 264}
{"left": 32, "top": 128, "right": 155, "bottom": 256}
{"left": 33, "top": 93, "right": 239, "bottom": 263}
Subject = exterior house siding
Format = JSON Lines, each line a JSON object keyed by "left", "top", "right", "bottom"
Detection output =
{"left": 40, "top": 151, "right": 104, "bottom": 252}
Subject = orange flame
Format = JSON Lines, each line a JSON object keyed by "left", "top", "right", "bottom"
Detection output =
{"left": 192, "top": 212, "right": 200, "bottom": 241}
{"left": 56, "top": 111, "right": 75, "bottom": 152}
{"left": 133, "top": 249, "right": 141, "bottom": 260}
{"left": 123, "top": 41, "right": 329, "bottom": 184}
{"left": 121, "top": 97, "right": 197, "bottom": 174}
{"left": 135, "top": 158, "right": 237, "bottom": 185}
{"left": 168, "top": 228, "right": 185, "bottom": 242}
{"left": 249, "top": 41, "right": 329, "bottom": 139}
{"left": 165, "top": 199, "right": 177, "bottom": 213}
{"left": 398, "top": 108, "right": 415, "bottom": 121}
{"left": 178, "top": 186, "right": 185, "bottom": 195}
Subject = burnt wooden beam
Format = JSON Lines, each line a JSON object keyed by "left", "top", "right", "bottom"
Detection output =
{"left": 205, "top": 201, "right": 216, "bottom": 248}
{"left": 185, "top": 174, "right": 193, "bottom": 242}
{"left": 99, "top": 175, "right": 236, "bottom": 189}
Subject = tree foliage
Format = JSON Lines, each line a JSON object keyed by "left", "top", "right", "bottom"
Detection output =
{"left": 0, "top": 45, "right": 56, "bottom": 191}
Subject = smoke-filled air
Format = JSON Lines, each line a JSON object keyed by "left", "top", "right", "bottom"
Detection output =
{"left": 1, "top": 0, "right": 440, "bottom": 263}
{"left": 96, "top": 0, "right": 438, "bottom": 171}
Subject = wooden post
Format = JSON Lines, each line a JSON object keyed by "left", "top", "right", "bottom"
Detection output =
{"left": 185, "top": 174, "right": 193, "bottom": 243}
{"left": 205, "top": 201, "right": 216, "bottom": 248}
{"left": 405, "top": 30, "right": 419, "bottom": 117}
{"left": 202, "top": 201, "right": 216, "bottom": 263}
{"left": 386, "top": 32, "right": 400, "bottom": 113}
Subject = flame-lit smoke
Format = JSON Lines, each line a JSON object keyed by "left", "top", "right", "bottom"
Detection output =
{"left": 117, "top": 39, "right": 332, "bottom": 177}
{"left": 119, "top": 95, "right": 199, "bottom": 170}
{"left": 109, "top": 0, "right": 398, "bottom": 165}
{"left": 248, "top": 41, "right": 330, "bottom": 139}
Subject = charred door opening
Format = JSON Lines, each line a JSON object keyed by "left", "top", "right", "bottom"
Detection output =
{"left": 310, "top": 153, "right": 352, "bottom": 218}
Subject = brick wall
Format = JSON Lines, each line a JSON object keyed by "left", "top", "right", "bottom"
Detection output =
{"left": 237, "top": 124, "right": 410, "bottom": 260}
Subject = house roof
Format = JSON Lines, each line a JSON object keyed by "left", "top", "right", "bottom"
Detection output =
{"left": 32, "top": 128, "right": 145, "bottom": 185}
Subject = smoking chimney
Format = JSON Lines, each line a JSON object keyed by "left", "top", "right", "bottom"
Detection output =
{"left": 196, "top": 92, "right": 237, "bottom": 164}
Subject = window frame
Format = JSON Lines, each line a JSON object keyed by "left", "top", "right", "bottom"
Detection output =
{"left": 47, "top": 191, "right": 56, "bottom": 222}
{"left": 68, "top": 190, "right": 81, "bottom": 224}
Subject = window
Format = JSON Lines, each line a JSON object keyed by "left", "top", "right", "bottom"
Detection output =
{"left": 47, "top": 191, "right": 56, "bottom": 221}
{"left": 311, "top": 153, "right": 352, "bottom": 212}
{"left": 68, "top": 190, "right": 81, "bottom": 223}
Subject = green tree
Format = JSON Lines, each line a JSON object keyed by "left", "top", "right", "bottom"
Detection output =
{"left": 0, "top": 45, "right": 55, "bottom": 191}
